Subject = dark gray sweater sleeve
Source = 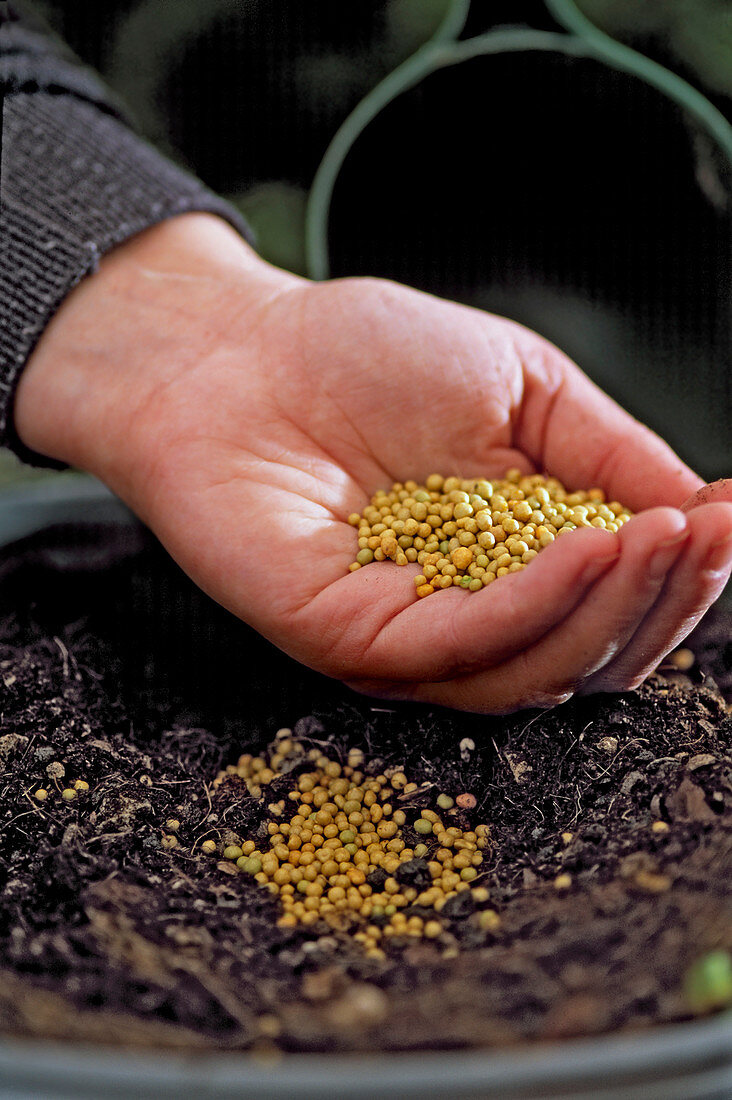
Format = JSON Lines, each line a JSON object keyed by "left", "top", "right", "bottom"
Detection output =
{"left": 0, "top": 2, "right": 251, "bottom": 465}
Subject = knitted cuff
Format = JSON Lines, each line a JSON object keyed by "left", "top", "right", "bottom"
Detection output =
{"left": 0, "top": 14, "right": 128, "bottom": 118}
{"left": 0, "top": 90, "right": 251, "bottom": 467}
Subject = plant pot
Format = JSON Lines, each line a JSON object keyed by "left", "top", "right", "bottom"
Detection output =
{"left": 0, "top": 477, "right": 729, "bottom": 1099}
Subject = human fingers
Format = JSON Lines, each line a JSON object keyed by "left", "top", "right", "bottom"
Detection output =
{"left": 347, "top": 507, "right": 689, "bottom": 713}
{"left": 580, "top": 501, "right": 732, "bottom": 693}
{"left": 681, "top": 478, "right": 732, "bottom": 512}
{"left": 511, "top": 327, "right": 703, "bottom": 511}
{"left": 299, "top": 527, "right": 621, "bottom": 682}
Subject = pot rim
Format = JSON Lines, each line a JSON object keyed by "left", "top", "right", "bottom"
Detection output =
{"left": 0, "top": 1013, "right": 729, "bottom": 1099}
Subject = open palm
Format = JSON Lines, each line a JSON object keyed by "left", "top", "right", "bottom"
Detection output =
{"left": 121, "top": 272, "right": 732, "bottom": 713}
{"left": 17, "top": 216, "right": 732, "bottom": 713}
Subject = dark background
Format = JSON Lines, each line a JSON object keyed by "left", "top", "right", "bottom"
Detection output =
{"left": 14, "top": 0, "right": 732, "bottom": 481}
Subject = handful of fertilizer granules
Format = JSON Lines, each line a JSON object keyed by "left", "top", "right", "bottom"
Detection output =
{"left": 348, "top": 470, "right": 632, "bottom": 598}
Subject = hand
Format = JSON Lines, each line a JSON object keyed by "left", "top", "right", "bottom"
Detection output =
{"left": 15, "top": 214, "right": 732, "bottom": 712}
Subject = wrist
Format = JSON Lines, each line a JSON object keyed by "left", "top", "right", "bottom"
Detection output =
{"left": 13, "top": 213, "right": 301, "bottom": 487}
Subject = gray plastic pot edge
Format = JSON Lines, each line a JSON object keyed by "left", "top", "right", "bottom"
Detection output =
{"left": 0, "top": 1014, "right": 729, "bottom": 1100}
{"left": 0, "top": 474, "right": 136, "bottom": 545}
{"left": 0, "top": 478, "right": 729, "bottom": 1099}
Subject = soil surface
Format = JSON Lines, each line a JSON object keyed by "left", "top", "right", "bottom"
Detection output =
{"left": 0, "top": 535, "right": 730, "bottom": 1053}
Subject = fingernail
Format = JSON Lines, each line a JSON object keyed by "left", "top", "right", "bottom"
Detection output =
{"left": 705, "top": 532, "right": 732, "bottom": 573}
{"left": 649, "top": 529, "right": 688, "bottom": 579}
{"left": 581, "top": 552, "right": 620, "bottom": 585}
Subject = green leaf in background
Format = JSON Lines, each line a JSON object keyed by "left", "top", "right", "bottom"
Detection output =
{"left": 0, "top": 452, "right": 63, "bottom": 488}
{"left": 386, "top": 0, "right": 454, "bottom": 55}
{"left": 683, "top": 950, "right": 732, "bottom": 1014}
{"left": 575, "top": 0, "right": 732, "bottom": 98}
{"left": 229, "top": 182, "right": 308, "bottom": 276}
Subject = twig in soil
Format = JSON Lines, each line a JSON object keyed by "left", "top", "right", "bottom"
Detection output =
{"left": 54, "top": 636, "right": 69, "bottom": 677}
{"left": 85, "top": 832, "right": 133, "bottom": 846}
{"left": 591, "top": 738, "right": 650, "bottom": 783}
{"left": 11, "top": 804, "right": 59, "bottom": 832}
{"left": 555, "top": 735, "right": 582, "bottom": 773}
{"left": 397, "top": 781, "right": 435, "bottom": 803}
{"left": 555, "top": 722, "right": 594, "bottom": 774}
{"left": 566, "top": 786, "right": 584, "bottom": 827}
{"left": 529, "top": 802, "right": 545, "bottom": 823}
{"left": 517, "top": 710, "right": 547, "bottom": 740}
{"left": 491, "top": 738, "right": 533, "bottom": 785}
{"left": 191, "top": 781, "right": 214, "bottom": 833}
{"left": 146, "top": 779, "right": 194, "bottom": 785}
{"left": 52, "top": 636, "right": 79, "bottom": 680}
{"left": 20, "top": 788, "right": 60, "bottom": 827}
{"left": 17, "top": 736, "right": 36, "bottom": 770}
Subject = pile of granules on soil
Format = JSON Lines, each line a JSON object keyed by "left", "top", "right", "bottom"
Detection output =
{"left": 0, "top": 595, "right": 730, "bottom": 1054}
{"left": 206, "top": 744, "right": 496, "bottom": 949}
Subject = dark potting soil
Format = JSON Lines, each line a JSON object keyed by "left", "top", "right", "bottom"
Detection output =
{"left": 0, "top": 541, "right": 730, "bottom": 1054}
